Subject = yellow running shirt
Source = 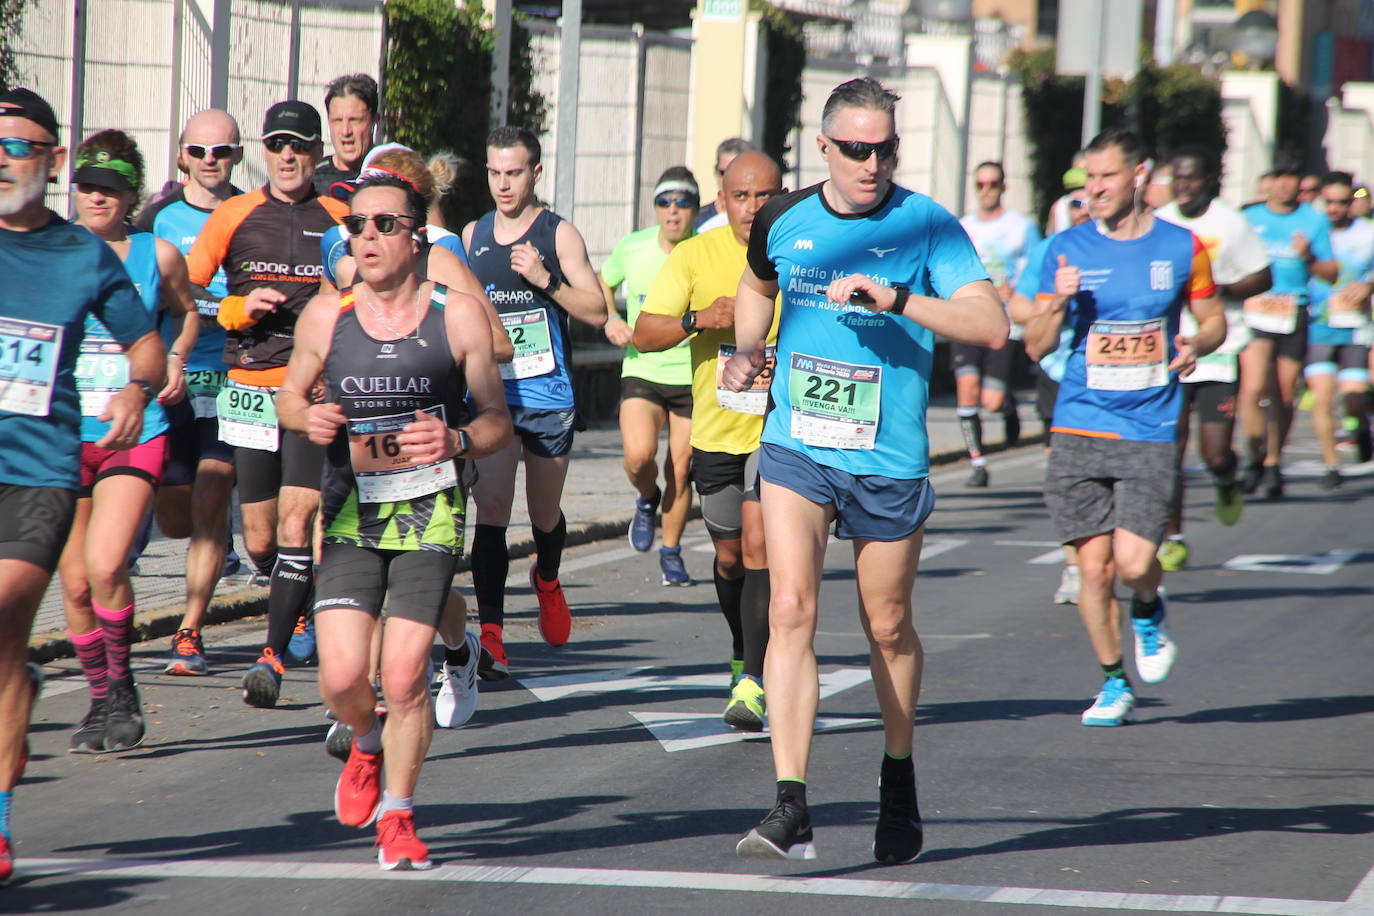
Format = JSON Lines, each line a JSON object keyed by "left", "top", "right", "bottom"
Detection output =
{"left": 640, "top": 225, "right": 780, "bottom": 455}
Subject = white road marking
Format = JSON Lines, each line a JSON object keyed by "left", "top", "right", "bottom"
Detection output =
{"left": 1028, "top": 549, "right": 1066, "bottom": 566}
{"left": 629, "top": 712, "right": 879, "bottom": 752}
{"left": 519, "top": 666, "right": 870, "bottom": 704}
{"left": 17, "top": 855, "right": 1366, "bottom": 914}
{"left": 1221, "top": 551, "right": 1359, "bottom": 576}
{"left": 994, "top": 540, "right": 1061, "bottom": 548}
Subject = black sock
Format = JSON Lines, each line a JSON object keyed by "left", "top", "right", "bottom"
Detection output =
{"left": 472, "top": 524, "right": 509, "bottom": 629}
{"left": 713, "top": 564, "right": 745, "bottom": 660}
{"left": 1101, "top": 658, "right": 1128, "bottom": 682}
{"left": 532, "top": 513, "right": 566, "bottom": 582}
{"left": 444, "top": 641, "right": 471, "bottom": 667}
{"left": 740, "top": 567, "right": 770, "bottom": 679}
{"left": 251, "top": 550, "right": 277, "bottom": 580}
{"left": 881, "top": 752, "right": 915, "bottom": 787}
{"left": 266, "top": 547, "right": 313, "bottom": 656}
{"left": 957, "top": 410, "right": 983, "bottom": 458}
{"left": 1130, "top": 592, "right": 1160, "bottom": 619}
{"left": 776, "top": 779, "right": 807, "bottom": 806}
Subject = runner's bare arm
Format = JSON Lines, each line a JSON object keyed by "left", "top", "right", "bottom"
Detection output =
{"left": 548, "top": 221, "right": 612, "bottom": 327}
{"left": 824, "top": 273, "right": 1008, "bottom": 348}
{"left": 599, "top": 275, "right": 633, "bottom": 347}
{"left": 95, "top": 330, "right": 166, "bottom": 449}
{"left": 423, "top": 245, "right": 514, "bottom": 363}
{"left": 442, "top": 291, "right": 513, "bottom": 460}
{"left": 1024, "top": 254, "right": 1077, "bottom": 361}
{"left": 155, "top": 238, "right": 199, "bottom": 404}
{"left": 1172, "top": 294, "right": 1227, "bottom": 375}
{"left": 1219, "top": 265, "right": 1271, "bottom": 302}
{"left": 277, "top": 292, "right": 345, "bottom": 444}
{"left": 721, "top": 268, "right": 778, "bottom": 390}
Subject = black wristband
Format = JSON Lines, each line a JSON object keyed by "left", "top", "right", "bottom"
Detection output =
{"left": 127, "top": 379, "right": 157, "bottom": 402}
{"left": 544, "top": 272, "right": 563, "bottom": 295}
{"left": 890, "top": 283, "right": 911, "bottom": 316}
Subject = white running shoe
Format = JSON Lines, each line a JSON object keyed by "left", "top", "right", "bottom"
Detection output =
{"left": 434, "top": 629, "right": 481, "bottom": 728}
{"left": 1081, "top": 677, "right": 1136, "bottom": 726}
{"left": 1132, "top": 590, "right": 1177, "bottom": 684}
{"left": 1053, "top": 564, "right": 1080, "bottom": 605}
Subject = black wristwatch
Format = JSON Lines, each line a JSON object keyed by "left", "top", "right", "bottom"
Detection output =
{"left": 680, "top": 310, "right": 697, "bottom": 335}
{"left": 543, "top": 272, "right": 563, "bottom": 295}
{"left": 455, "top": 428, "right": 472, "bottom": 457}
{"left": 890, "top": 283, "right": 911, "bottom": 317}
{"left": 127, "top": 379, "right": 157, "bottom": 402}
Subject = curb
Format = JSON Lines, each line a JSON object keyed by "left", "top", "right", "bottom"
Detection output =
{"left": 28, "top": 432, "right": 1044, "bottom": 664}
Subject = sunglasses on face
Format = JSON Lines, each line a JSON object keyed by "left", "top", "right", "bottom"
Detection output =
{"left": 1325, "top": 198, "right": 1353, "bottom": 206}
{"left": 654, "top": 194, "right": 696, "bottom": 209}
{"left": 263, "top": 136, "right": 313, "bottom": 154}
{"left": 1069, "top": 198, "right": 1087, "bottom": 209}
{"left": 183, "top": 143, "right": 240, "bottom": 160}
{"left": 0, "top": 137, "right": 55, "bottom": 159}
{"left": 342, "top": 212, "right": 414, "bottom": 236}
{"left": 826, "top": 136, "right": 899, "bottom": 162}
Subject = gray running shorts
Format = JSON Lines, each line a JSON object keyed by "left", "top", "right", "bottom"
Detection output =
{"left": 1044, "top": 432, "right": 1176, "bottom": 547}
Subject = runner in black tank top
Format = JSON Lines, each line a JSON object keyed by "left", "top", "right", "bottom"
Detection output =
{"left": 460, "top": 125, "right": 608, "bottom": 678}
{"left": 276, "top": 176, "right": 511, "bottom": 871}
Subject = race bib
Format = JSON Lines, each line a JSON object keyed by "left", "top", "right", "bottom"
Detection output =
{"left": 1185, "top": 351, "right": 1237, "bottom": 385}
{"left": 1085, "top": 319, "right": 1168, "bottom": 391}
{"left": 347, "top": 406, "right": 458, "bottom": 503}
{"left": 1243, "top": 293, "right": 1298, "bottom": 335}
{"left": 216, "top": 380, "right": 278, "bottom": 451}
{"left": 186, "top": 369, "right": 226, "bottom": 419}
{"left": 499, "top": 308, "right": 555, "bottom": 380}
{"left": 786, "top": 352, "right": 881, "bottom": 450}
{"left": 1326, "top": 287, "right": 1370, "bottom": 330}
{"left": 74, "top": 336, "right": 130, "bottom": 418}
{"left": 0, "top": 317, "right": 63, "bottom": 417}
{"left": 715, "top": 343, "right": 775, "bottom": 415}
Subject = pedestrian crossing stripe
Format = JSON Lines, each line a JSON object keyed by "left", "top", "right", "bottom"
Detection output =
{"left": 1221, "top": 551, "right": 1359, "bottom": 576}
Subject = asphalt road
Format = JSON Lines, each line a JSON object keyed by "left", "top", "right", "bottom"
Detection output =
{"left": 8, "top": 439, "right": 1374, "bottom": 916}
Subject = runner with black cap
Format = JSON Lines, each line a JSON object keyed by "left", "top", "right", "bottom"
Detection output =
{"left": 186, "top": 99, "right": 348, "bottom": 707}
{"left": 0, "top": 87, "right": 166, "bottom": 884}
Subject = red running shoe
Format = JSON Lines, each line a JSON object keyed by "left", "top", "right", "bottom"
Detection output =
{"left": 0, "top": 834, "right": 12, "bottom": 885}
{"left": 376, "top": 810, "right": 433, "bottom": 871}
{"left": 334, "top": 740, "right": 383, "bottom": 827}
{"left": 530, "top": 562, "right": 571, "bottom": 647}
{"left": 478, "top": 622, "right": 510, "bottom": 681}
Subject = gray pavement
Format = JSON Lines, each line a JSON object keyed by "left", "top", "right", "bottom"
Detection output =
{"left": 11, "top": 416, "right": 1373, "bottom": 915}
{"left": 29, "top": 391, "right": 1038, "bottom": 660}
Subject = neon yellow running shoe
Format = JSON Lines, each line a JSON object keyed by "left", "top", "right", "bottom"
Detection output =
{"left": 729, "top": 657, "right": 744, "bottom": 690}
{"left": 724, "top": 676, "right": 765, "bottom": 732}
{"left": 1158, "top": 537, "right": 1189, "bottom": 572}
{"left": 1214, "top": 484, "right": 1244, "bottom": 526}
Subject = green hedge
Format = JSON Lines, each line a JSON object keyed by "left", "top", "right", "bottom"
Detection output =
{"left": 383, "top": 0, "right": 547, "bottom": 230}
{"left": 1, "top": 0, "right": 28, "bottom": 90}
{"left": 1008, "top": 46, "right": 1224, "bottom": 224}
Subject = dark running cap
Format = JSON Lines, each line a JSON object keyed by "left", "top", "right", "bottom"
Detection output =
{"left": 0, "top": 87, "right": 60, "bottom": 140}
{"left": 262, "top": 100, "right": 321, "bottom": 142}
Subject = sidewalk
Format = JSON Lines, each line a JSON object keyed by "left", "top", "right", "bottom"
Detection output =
{"left": 27, "top": 391, "right": 1038, "bottom": 661}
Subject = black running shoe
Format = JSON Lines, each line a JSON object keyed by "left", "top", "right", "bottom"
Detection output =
{"left": 325, "top": 721, "right": 355, "bottom": 762}
{"left": 104, "top": 676, "right": 146, "bottom": 751}
{"left": 1240, "top": 462, "right": 1264, "bottom": 495}
{"left": 1357, "top": 426, "right": 1373, "bottom": 464}
{"left": 966, "top": 465, "right": 989, "bottom": 488}
{"left": 1003, "top": 410, "right": 1021, "bottom": 448}
{"left": 1263, "top": 465, "right": 1284, "bottom": 500}
{"left": 69, "top": 696, "right": 109, "bottom": 754}
{"left": 873, "top": 778, "right": 924, "bottom": 864}
{"left": 735, "top": 797, "right": 816, "bottom": 860}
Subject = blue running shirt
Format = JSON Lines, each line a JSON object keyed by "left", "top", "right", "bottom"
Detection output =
{"left": 1037, "top": 219, "right": 1216, "bottom": 442}
{"left": 0, "top": 214, "right": 154, "bottom": 489}
{"left": 78, "top": 232, "right": 169, "bottom": 444}
{"left": 1308, "top": 218, "right": 1374, "bottom": 346}
{"left": 748, "top": 183, "right": 987, "bottom": 478}
{"left": 1242, "top": 203, "right": 1332, "bottom": 304}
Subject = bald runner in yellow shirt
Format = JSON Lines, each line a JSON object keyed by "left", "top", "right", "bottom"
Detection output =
{"left": 634, "top": 151, "right": 783, "bottom": 731}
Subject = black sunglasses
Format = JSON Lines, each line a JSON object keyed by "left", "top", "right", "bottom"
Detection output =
{"left": 826, "top": 136, "right": 899, "bottom": 162}
{"left": 654, "top": 194, "right": 697, "bottom": 209}
{"left": 263, "top": 136, "right": 314, "bottom": 154}
{"left": 183, "top": 143, "right": 240, "bottom": 160}
{"left": 342, "top": 212, "right": 414, "bottom": 236}
{"left": 0, "top": 137, "right": 56, "bottom": 160}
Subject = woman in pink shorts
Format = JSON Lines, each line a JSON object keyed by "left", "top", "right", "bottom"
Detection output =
{"left": 58, "top": 129, "right": 198, "bottom": 754}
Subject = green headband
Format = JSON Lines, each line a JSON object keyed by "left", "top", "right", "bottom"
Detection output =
{"left": 74, "top": 150, "right": 139, "bottom": 186}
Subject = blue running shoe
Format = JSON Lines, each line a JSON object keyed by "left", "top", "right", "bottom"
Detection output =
{"left": 628, "top": 488, "right": 660, "bottom": 552}
{"left": 659, "top": 545, "right": 690, "bottom": 586}
{"left": 1131, "top": 591, "right": 1177, "bottom": 684}
{"left": 287, "top": 615, "right": 316, "bottom": 664}
{"left": 1080, "top": 676, "right": 1136, "bottom": 726}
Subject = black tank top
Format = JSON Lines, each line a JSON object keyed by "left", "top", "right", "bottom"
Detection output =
{"left": 320, "top": 284, "right": 468, "bottom": 553}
